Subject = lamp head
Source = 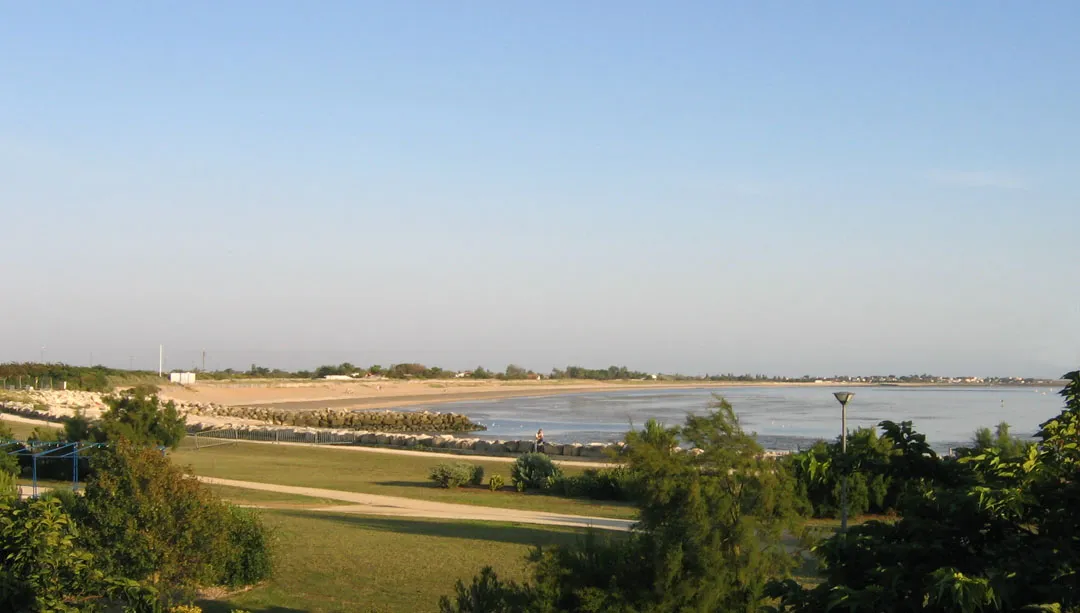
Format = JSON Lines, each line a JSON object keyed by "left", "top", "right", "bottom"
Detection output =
{"left": 833, "top": 391, "right": 855, "bottom": 406}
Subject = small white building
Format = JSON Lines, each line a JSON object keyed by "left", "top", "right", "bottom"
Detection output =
{"left": 170, "top": 372, "right": 196, "bottom": 384}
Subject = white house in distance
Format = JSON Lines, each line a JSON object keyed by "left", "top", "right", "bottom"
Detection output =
{"left": 169, "top": 372, "right": 196, "bottom": 384}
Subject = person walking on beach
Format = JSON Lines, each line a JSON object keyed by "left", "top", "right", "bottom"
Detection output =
{"left": 535, "top": 428, "right": 545, "bottom": 453}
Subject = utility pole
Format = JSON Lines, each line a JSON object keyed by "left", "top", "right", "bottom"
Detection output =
{"left": 158, "top": 345, "right": 164, "bottom": 377}
{"left": 202, "top": 350, "right": 206, "bottom": 372}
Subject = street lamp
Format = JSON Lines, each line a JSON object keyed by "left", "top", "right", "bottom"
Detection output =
{"left": 833, "top": 391, "right": 854, "bottom": 533}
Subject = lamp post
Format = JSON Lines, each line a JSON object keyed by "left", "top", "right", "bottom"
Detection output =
{"left": 833, "top": 391, "right": 855, "bottom": 533}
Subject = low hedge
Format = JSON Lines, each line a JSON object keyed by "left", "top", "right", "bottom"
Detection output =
{"left": 430, "top": 462, "right": 485, "bottom": 488}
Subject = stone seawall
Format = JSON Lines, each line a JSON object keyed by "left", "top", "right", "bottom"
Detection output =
{"left": 185, "top": 405, "right": 485, "bottom": 433}
{"left": 186, "top": 421, "right": 621, "bottom": 458}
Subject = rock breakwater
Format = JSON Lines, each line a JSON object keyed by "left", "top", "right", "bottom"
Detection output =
{"left": 184, "top": 404, "right": 485, "bottom": 433}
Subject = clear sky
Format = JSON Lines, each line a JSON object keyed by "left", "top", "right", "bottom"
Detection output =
{"left": 2, "top": 2, "right": 1077, "bottom": 377}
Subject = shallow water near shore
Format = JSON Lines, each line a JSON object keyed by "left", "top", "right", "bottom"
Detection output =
{"left": 402, "top": 386, "right": 1064, "bottom": 453}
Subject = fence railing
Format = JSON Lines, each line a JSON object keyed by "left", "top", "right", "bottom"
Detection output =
{"left": 190, "top": 427, "right": 361, "bottom": 449}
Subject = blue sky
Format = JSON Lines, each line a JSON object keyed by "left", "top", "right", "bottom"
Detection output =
{"left": 1, "top": 2, "right": 1077, "bottom": 376}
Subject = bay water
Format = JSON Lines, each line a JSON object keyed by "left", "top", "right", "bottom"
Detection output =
{"left": 409, "top": 386, "right": 1064, "bottom": 453}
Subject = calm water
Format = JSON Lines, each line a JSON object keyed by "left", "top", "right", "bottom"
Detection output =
{"left": 406, "top": 386, "right": 1065, "bottom": 453}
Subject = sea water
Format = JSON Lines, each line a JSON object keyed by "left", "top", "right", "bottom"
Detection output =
{"left": 406, "top": 386, "right": 1065, "bottom": 453}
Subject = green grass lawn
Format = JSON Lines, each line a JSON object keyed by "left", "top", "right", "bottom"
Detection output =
{"left": 0, "top": 418, "right": 63, "bottom": 440}
{"left": 198, "top": 510, "right": 597, "bottom": 613}
{"left": 170, "top": 442, "right": 638, "bottom": 520}
{"left": 206, "top": 484, "right": 343, "bottom": 507}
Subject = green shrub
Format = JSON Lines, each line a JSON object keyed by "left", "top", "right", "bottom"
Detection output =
{"left": 97, "top": 389, "right": 187, "bottom": 449}
{"left": 78, "top": 441, "right": 274, "bottom": 594}
{"left": 0, "top": 497, "right": 160, "bottom": 611}
{"left": 547, "top": 467, "right": 642, "bottom": 501}
{"left": 470, "top": 464, "right": 485, "bottom": 486}
{"left": 439, "top": 566, "right": 527, "bottom": 612}
{"left": 429, "top": 462, "right": 482, "bottom": 488}
{"left": 510, "top": 453, "right": 561, "bottom": 491}
{"left": 488, "top": 474, "right": 505, "bottom": 491}
{"left": 38, "top": 487, "right": 79, "bottom": 513}
{"left": 0, "top": 471, "right": 16, "bottom": 502}
{"left": 217, "top": 506, "right": 274, "bottom": 587}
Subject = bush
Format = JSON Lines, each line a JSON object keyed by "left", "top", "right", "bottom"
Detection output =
{"left": 510, "top": 453, "right": 561, "bottom": 491}
{"left": 0, "top": 470, "right": 16, "bottom": 502}
{"left": 470, "top": 464, "right": 485, "bottom": 486}
{"left": 216, "top": 506, "right": 274, "bottom": 587}
{"left": 488, "top": 474, "right": 505, "bottom": 491}
{"left": 97, "top": 389, "right": 186, "bottom": 449}
{"left": 547, "top": 467, "right": 642, "bottom": 501}
{"left": 429, "top": 463, "right": 483, "bottom": 488}
{"left": 78, "top": 441, "right": 274, "bottom": 594}
{"left": 38, "top": 487, "right": 80, "bottom": 513}
{"left": 0, "top": 496, "right": 160, "bottom": 611}
{"left": 438, "top": 566, "right": 527, "bottom": 613}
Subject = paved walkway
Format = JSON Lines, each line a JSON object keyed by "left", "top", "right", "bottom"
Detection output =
{"left": 198, "top": 476, "right": 634, "bottom": 532}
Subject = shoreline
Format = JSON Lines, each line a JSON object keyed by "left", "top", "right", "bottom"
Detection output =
{"left": 160, "top": 379, "right": 1058, "bottom": 413}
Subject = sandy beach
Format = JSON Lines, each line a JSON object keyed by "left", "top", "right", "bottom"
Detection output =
{"left": 159, "top": 378, "right": 840, "bottom": 411}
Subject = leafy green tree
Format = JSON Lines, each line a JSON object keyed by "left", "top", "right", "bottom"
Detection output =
{"left": 0, "top": 496, "right": 159, "bottom": 612}
{"left": 0, "top": 470, "right": 16, "bottom": 502}
{"left": 785, "top": 420, "right": 956, "bottom": 519}
{"left": 446, "top": 398, "right": 806, "bottom": 612}
{"left": 439, "top": 567, "right": 529, "bottom": 613}
{"left": 504, "top": 364, "right": 528, "bottom": 380}
{"left": 960, "top": 421, "right": 1032, "bottom": 460}
{"left": 63, "top": 410, "right": 94, "bottom": 443}
{"left": 96, "top": 387, "right": 186, "bottom": 449}
{"left": 769, "top": 371, "right": 1080, "bottom": 613}
{"left": 470, "top": 367, "right": 494, "bottom": 380}
{"left": 77, "top": 441, "right": 273, "bottom": 596}
{"left": 0, "top": 421, "right": 18, "bottom": 477}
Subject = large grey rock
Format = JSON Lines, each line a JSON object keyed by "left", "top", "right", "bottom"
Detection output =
{"left": 563, "top": 443, "right": 582, "bottom": 457}
{"left": 360, "top": 432, "right": 378, "bottom": 444}
{"left": 375, "top": 433, "right": 391, "bottom": 445}
{"left": 473, "top": 440, "right": 491, "bottom": 453}
{"left": 580, "top": 443, "right": 607, "bottom": 458}
{"left": 543, "top": 444, "right": 562, "bottom": 456}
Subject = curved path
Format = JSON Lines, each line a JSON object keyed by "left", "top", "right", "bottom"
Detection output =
{"left": 198, "top": 476, "right": 633, "bottom": 532}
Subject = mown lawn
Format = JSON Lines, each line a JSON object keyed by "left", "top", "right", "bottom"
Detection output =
{"left": 198, "top": 510, "right": 596, "bottom": 613}
{"left": 0, "top": 418, "right": 63, "bottom": 440}
{"left": 170, "top": 441, "right": 638, "bottom": 520}
{"left": 206, "top": 484, "right": 343, "bottom": 507}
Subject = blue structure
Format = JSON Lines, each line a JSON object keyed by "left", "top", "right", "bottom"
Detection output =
{"left": 1, "top": 439, "right": 108, "bottom": 497}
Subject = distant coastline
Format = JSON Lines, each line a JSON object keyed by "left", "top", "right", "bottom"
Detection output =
{"left": 160, "top": 378, "right": 1065, "bottom": 413}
